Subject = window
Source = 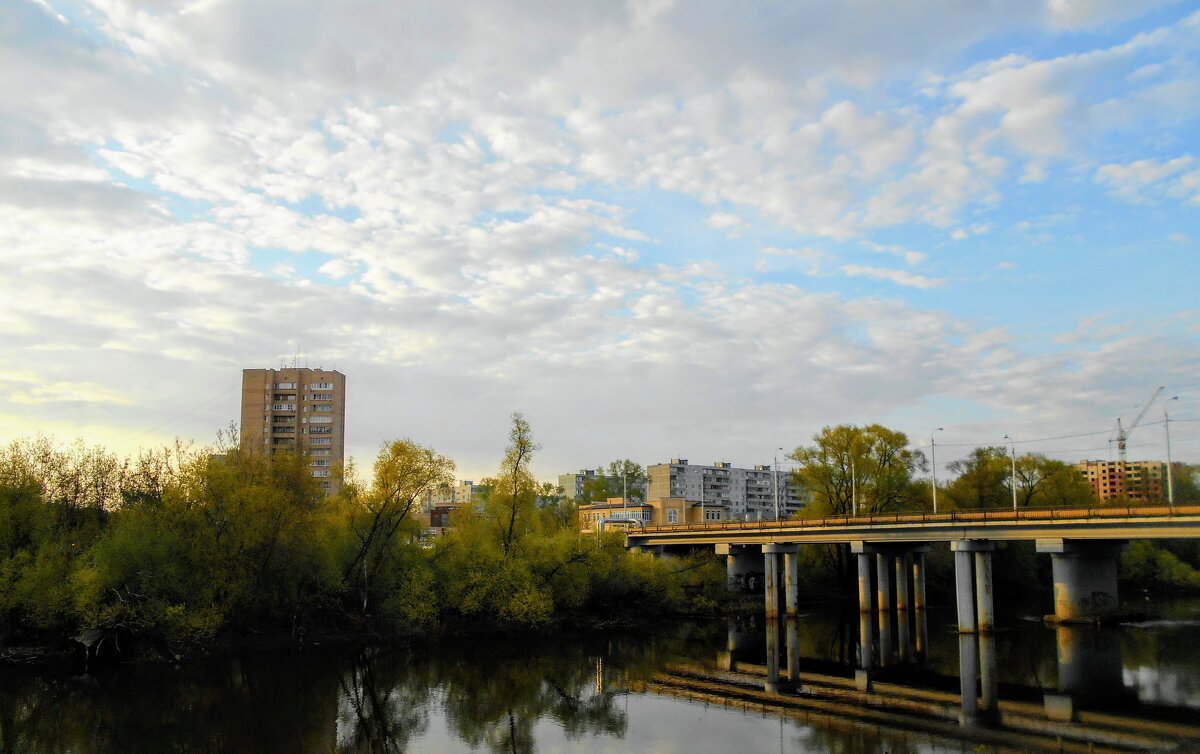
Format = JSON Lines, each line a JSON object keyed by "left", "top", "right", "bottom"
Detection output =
{"left": 312, "top": 404, "right": 333, "bottom": 412}
{"left": 311, "top": 382, "right": 334, "bottom": 390}
{"left": 668, "top": 510, "right": 678, "bottom": 524}
{"left": 309, "top": 437, "right": 332, "bottom": 446}
{"left": 309, "top": 415, "right": 332, "bottom": 424}
{"left": 311, "top": 469, "right": 331, "bottom": 478}
{"left": 311, "top": 393, "right": 333, "bottom": 401}
{"left": 311, "top": 449, "right": 330, "bottom": 456}
{"left": 274, "top": 382, "right": 296, "bottom": 389}
{"left": 311, "top": 459, "right": 331, "bottom": 467}
{"left": 310, "top": 426, "right": 332, "bottom": 434}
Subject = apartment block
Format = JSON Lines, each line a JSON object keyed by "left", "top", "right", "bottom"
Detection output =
{"left": 558, "top": 469, "right": 603, "bottom": 501}
{"left": 240, "top": 367, "right": 346, "bottom": 494}
{"left": 1074, "top": 459, "right": 1166, "bottom": 502}
{"left": 645, "top": 458, "right": 804, "bottom": 521}
{"left": 423, "top": 480, "right": 480, "bottom": 510}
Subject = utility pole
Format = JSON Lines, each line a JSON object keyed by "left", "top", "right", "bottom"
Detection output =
{"left": 1003, "top": 434, "right": 1017, "bottom": 511}
{"left": 931, "top": 428, "right": 943, "bottom": 514}
{"left": 773, "top": 447, "right": 783, "bottom": 521}
{"left": 1165, "top": 397, "right": 1178, "bottom": 507}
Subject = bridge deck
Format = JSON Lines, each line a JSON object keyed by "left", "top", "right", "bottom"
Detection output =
{"left": 625, "top": 504, "right": 1200, "bottom": 547}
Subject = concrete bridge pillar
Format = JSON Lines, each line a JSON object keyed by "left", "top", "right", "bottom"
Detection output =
{"left": 856, "top": 609, "right": 874, "bottom": 691}
{"left": 1036, "top": 539, "right": 1128, "bottom": 623}
{"left": 975, "top": 551, "right": 995, "bottom": 632}
{"left": 856, "top": 551, "right": 873, "bottom": 612}
{"left": 714, "top": 543, "right": 758, "bottom": 591}
{"left": 895, "top": 553, "right": 910, "bottom": 611}
{"left": 763, "top": 544, "right": 799, "bottom": 620}
{"left": 878, "top": 609, "right": 894, "bottom": 667}
{"left": 763, "top": 549, "right": 779, "bottom": 620}
{"left": 783, "top": 548, "right": 800, "bottom": 618}
{"left": 913, "top": 552, "right": 927, "bottom": 610}
{"left": 957, "top": 634, "right": 979, "bottom": 726}
{"left": 897, "top": 600, "right": 911, "bottom": 663}
{"left": 875, "top": 553, "right": 892, "bottom": 612}
{"left": 951, "top": 540, "right": 995, "bottom": 633}
{"left": 915, "top": 606, "right": 929, "bottom": 661}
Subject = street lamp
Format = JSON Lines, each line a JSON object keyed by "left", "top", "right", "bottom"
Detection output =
{"left": 850, "top": 454, "right": 858, "bottom": 516}
{"left": 930, "top": 428, "right": 944, "bottom": 513}
{"left": 773, "top": 447, "right": 783, "bottom": 521}
{"left": 1003, "top": 434, "right": 1017, "bottom": 511}
{"left": 1165, "top": 396, "right": 1179, "bottom": 507}
{"left": 622, "top": 466, "right": 629, "bottom": 522}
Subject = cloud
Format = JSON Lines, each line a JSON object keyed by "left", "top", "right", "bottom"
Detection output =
{"left": 840, "top": 264, "right": 946, "bottom": 289}
{"left": 1095, "top": 156, "right": 1200, "bottom": 205}
{"left": 705, "top": 211, "right": 748, "bottom": 236}
{"left": 0, "top": 1, "right": 1197, "bottom": 477}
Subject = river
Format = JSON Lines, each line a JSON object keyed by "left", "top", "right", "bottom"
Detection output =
{"left": 2, "top": 598, "right": 1198, "bottom": 752}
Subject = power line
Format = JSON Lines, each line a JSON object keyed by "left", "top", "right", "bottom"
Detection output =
{"left": 134, "top": 384, "right": 238, "bottom": 442}
{"left": 913, "top": 417, "right": 1200, "bottom": 452}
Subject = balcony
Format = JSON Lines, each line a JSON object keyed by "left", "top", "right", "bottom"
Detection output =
{"left": 272, "top": 404, "right": 296, "bottom": 412}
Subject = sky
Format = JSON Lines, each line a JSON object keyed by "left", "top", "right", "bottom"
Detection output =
{"left": 2, "top": 0, "right": 1199, "bottom": 482}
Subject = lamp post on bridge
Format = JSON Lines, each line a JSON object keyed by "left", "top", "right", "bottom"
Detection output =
{"left": 1165, "top": 396, "right": 1178, "bottom": 508}
{"left": 773, "top": 447, "right": 783, "bottom": 521}
{"left": 1003, "top": 434, "right": 1017, "bottom": 511}
{"left": 930, "top": 428, "right": 944, "bottom": 514}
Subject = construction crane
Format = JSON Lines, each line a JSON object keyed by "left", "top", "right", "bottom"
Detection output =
{"left": 1115, "top": 386, "right": 1165, "bottom": 463}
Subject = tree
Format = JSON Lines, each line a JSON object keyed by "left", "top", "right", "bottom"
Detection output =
{"left": 944, "top": 447, "right": 1010, "bottom": 510}
{"left": 342, "top": 439, "right": 455, "bottom": 615}
{"left": 944, "top": 449, "right": 1096, "bottom": 510}
{"left": 789, "top": 424, "right": 925, "bottom": 591}
{"left": 790, "top": 424, "right": 926, "bottom": 517}
{"left": 1015, "top": 455, "right": 1095, "bottom": 507}
{"left": 1168, "top": 463, "right": 1199, "bottom": 505}
{"left": 489, "top": 413, "right": 539, "bottom": 556}
{"left": 579, "top": 460, "right": 647, "bottom": 503}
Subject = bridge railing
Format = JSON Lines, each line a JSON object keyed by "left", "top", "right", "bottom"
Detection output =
{"left": 631, "top": 502, "right": 1200, "bottom": 535}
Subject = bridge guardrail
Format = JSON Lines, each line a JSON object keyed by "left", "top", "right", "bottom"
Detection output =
{"left": 631, "top": 503, "right": 1200, "bottom": 535}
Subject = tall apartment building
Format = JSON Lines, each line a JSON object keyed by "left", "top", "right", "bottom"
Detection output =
{"left": 1074, "top": 459, "right": 1166, "bottom": 502}
{"left": 645, "top": 458, "right": 805, "bottom": 521}
{"left": 240, "top": 367, "right": 346, "bottom": 494}
{"left": 558, "top": 469, "right": 603, "bottom": 501}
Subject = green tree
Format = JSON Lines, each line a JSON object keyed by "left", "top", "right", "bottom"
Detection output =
{"left": 577, "top": 460, "right": 647, "bottom": 503}
{"left": 944, "top": 446, "right": 1010, "bottom": 510}
{"left": 789, "top": 424, "right": 925, "bottom": 591}
{"left": 489, "top": 413, "right": 539, "bottom": 556}
{"left": 944, "top": 449, "right": 1096, "bottom": 510}
{"left": 790, "top": 424, "right": 926, "bottom": 517}
{"left": 1015, "top": 455, "right": 1096, "bottom": 507}
{"left": 341, "top": 439, "right": 454, "bottom": 616}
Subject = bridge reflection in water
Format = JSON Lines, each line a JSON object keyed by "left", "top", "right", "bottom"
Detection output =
{"left": 659, "top": 613, "right": 1200, "bottom": 753}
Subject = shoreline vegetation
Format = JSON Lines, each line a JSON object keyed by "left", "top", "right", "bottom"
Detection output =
{"left": 3, "top": 415, "right": 1199, "bottom": 666}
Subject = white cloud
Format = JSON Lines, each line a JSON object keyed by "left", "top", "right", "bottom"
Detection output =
{"left": 1095, "top": 155, "right": 1196, "bottom": 202}
{"left": 1, "top": 1, "right": 1198, "bottom": 476}
{"left": 840, "top": 264, "right": 946, "bottom": 289}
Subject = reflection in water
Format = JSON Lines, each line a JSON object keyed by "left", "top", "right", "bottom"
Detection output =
{"left": 0, "top": 602, "right": 1198, "bottom": 752}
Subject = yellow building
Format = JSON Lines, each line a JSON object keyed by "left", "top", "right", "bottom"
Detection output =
{"left": 1074, "top": 459, "right": 1166, "bottom": 502}
{"left": 578, "top": 497, "right": 726, "bottom": 531}
{"left": 240, "top": 367, "right": 346, "bottom": 494}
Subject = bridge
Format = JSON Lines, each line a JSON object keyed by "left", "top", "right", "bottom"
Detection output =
{"left": 626, "top": 504, "right": 1200, "bottom": 631}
